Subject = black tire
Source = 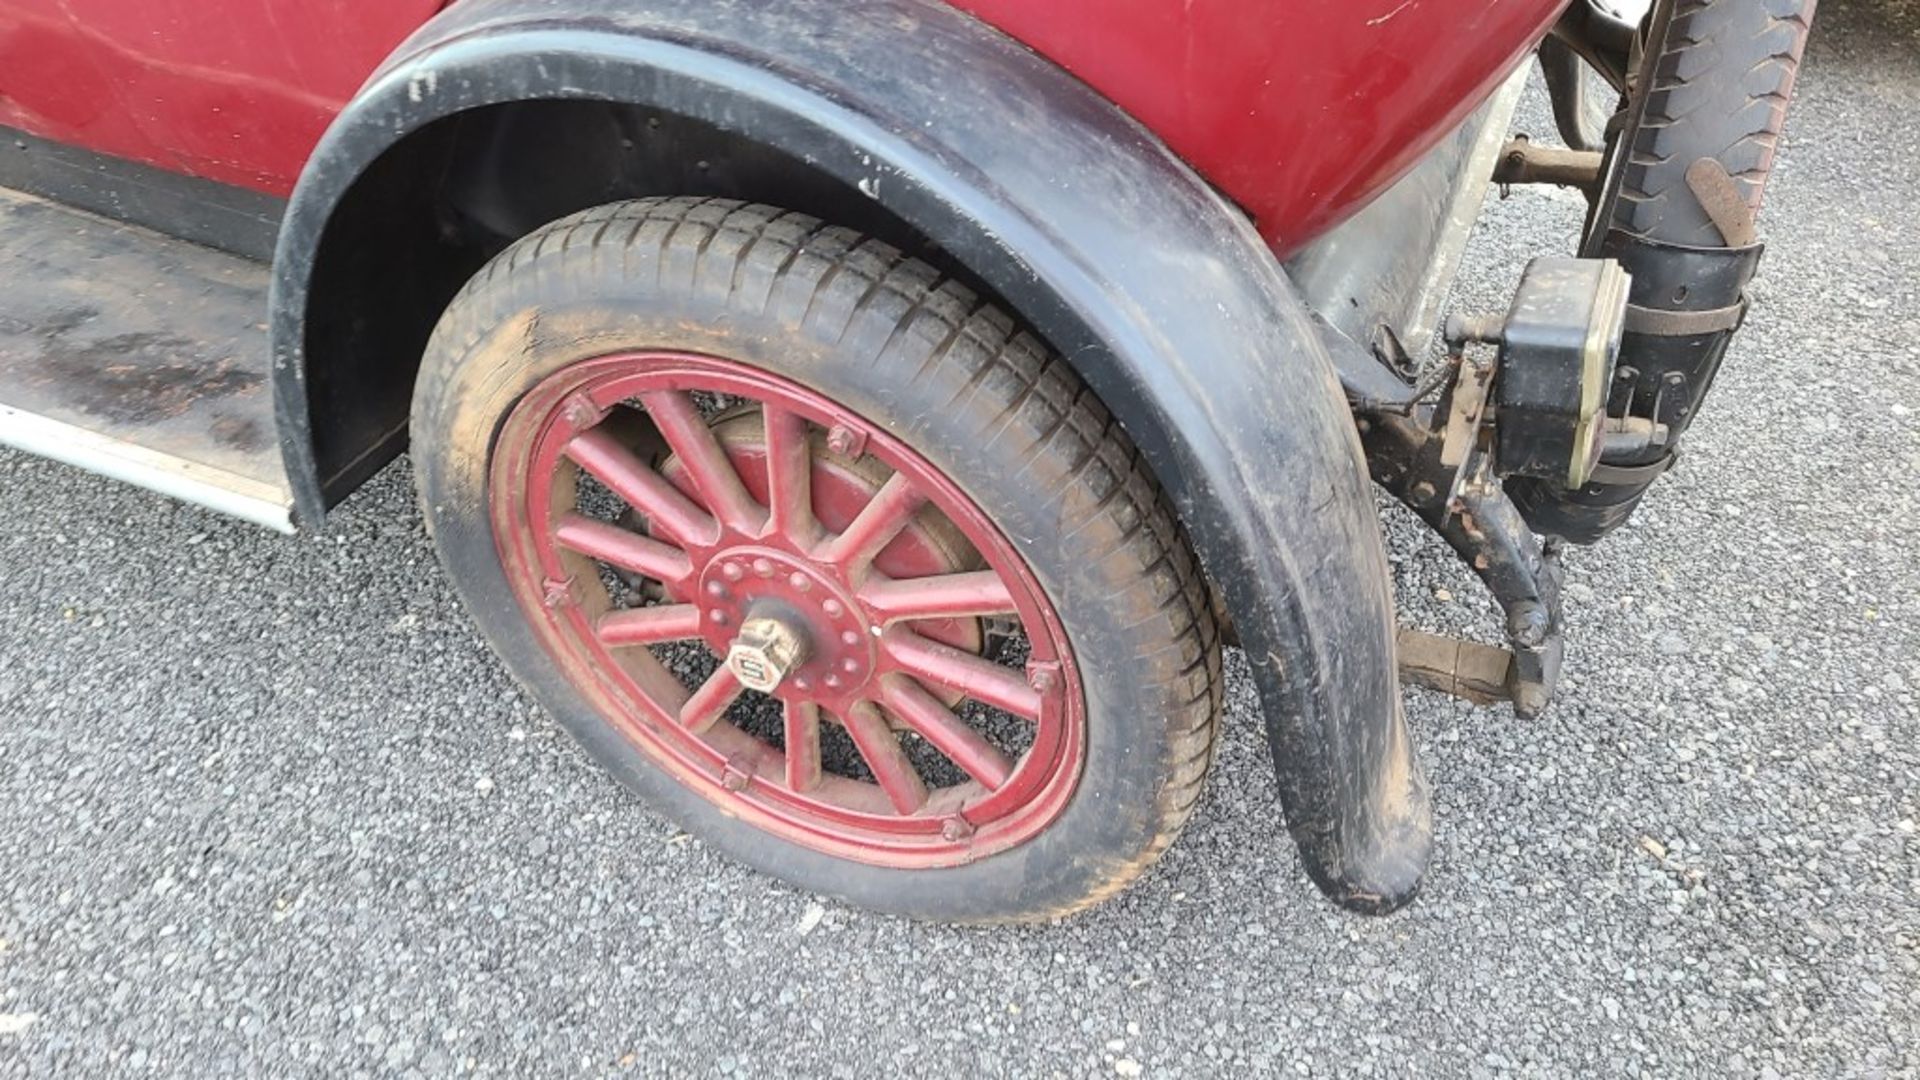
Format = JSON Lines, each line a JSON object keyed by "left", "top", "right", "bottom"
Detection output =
{"left": 1606, "top": 0, "right": 1816, "bottom": 247}
{"left": 410, "top": 197, "right": 1221, "bottom": 922}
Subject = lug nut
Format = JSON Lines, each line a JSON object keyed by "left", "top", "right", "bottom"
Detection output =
{"left": 826, "top": 424, "right": 860, "bottom": 457}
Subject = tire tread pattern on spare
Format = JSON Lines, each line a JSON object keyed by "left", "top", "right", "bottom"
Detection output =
{"left": 1611, "top": 0, "right": 1816, "bottom": 245}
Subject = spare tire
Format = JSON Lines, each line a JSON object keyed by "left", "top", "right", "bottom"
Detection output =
{"left": 1512, "top": 0, "right": 1817, "bottom": 544}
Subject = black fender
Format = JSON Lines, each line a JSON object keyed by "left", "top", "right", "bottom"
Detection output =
{"left": 271, "top": 0, "right": 1431, "bottom": 912}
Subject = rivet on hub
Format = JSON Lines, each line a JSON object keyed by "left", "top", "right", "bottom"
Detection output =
{"left": 752, "top": 558, "right": 776, "bottom": 579}
{"left": 840, "top": 630, "right": 860, "bottom": 647}
{"left": 789, "top": 573, "right": 812, "bottom": 592}
{"left": 709, "top": 609, "right": 731, "bottom": 627}
{"left": 822, "top": 599, "right": 845, "bottom": 618}
{"left": 706, "top": 581, "right": 730, "bottom": 599}
{"left": 721, "top": 562, "right": 745, "bottom": 582}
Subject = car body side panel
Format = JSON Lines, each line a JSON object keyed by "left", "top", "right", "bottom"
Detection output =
{"left": 0, "top": 0, "right": 442, "bottom": 192}
{"left": 3, "top": 0, "right": 1562, "bottom": 251}
{"left": 950, "top": 0, "right": 1567, "bottom": 253}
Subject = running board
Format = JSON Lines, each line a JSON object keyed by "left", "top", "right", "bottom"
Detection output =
{"left": 0, "top": 187, "right": 294, "bottom": 532}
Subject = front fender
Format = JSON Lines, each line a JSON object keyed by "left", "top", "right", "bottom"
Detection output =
{"left": 273, "top": 0, "right": 1430, "bottom": 911}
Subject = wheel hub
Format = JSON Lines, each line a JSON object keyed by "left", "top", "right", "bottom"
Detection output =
{"left": 699, "top": 547, "right": 877, "bottom": 698}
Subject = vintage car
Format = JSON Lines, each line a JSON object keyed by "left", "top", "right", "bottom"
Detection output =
{"left": 0, "top": 0, "right": 1814, "bottom": 919}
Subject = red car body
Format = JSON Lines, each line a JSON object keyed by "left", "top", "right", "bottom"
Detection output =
{"left": 0, "top": 0, "right": 1564, "bottom": 253}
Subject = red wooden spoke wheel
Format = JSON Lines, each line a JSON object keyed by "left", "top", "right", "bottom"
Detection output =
{"left": 417, "top": 197, "right": 1220, "bottom": 920}
{"left": 488, "top": 352, "right": 1086, "bottom": 867}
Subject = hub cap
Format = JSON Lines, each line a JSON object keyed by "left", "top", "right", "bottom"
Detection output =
{"left": 488, "top": 352, "right": 1087, "bottom": 867}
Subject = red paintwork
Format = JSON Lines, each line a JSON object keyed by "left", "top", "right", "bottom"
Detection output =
{"left": 951, "top": 0, "right": 1569, "bottom": 251}
{"left": 493, "top": 353, "right": 1086, "bottom": 866}
{"left": 0, "top": 0, "right": 439, "bottom": 193}
{"left": 0, "top": 0, "right": 1562, "bottom": 249}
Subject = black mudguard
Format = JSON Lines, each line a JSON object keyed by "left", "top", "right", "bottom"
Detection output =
{"left": 272, "top": 0, "right": 1431, "bottom": 912}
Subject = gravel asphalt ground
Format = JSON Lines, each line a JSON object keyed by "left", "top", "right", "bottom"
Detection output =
{"left": 2, "top": 3, "right": 1917, "bottom": 1076}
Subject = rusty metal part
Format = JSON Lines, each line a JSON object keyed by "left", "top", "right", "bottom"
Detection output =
{"left": 1396, "top": 629, "right": 1517, "bottom": 707}
{"left": 1601, "top": 415, "right": 1668, "bottom": 456}
{"left": 1492, "top": 136, "right": 1604, "bottom": 194}
{"left": 1362, "top": 396, "right": 1567, "bottom": 719}
{"left": 1683, "top": 158, "right": 1759, "bottom": 247}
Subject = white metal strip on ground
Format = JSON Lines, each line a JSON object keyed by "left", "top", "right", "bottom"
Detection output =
{"left": 0, "top": 404, "right": 296, "bottom": 533}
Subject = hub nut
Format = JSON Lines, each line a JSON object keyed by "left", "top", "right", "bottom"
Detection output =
{"left": 726, "top": 615, "right": 810, "bottom": 693}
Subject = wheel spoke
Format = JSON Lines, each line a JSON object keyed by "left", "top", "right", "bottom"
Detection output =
{"left": 861, "top": 571, "right": 1018, "bottom": 623}
{"left": 679, "top": 667, "right": 744, "bottom": 735}
{"left": 565, "top": 428, "right": 718, "bottom": 547}
{"left": 884, "top": 629, "right": 1042, "bottom": 721}
{"left": 783, "top": 700, "right": 823, "bottom": 793}
{"left": 814, "top": 473, "right": 926, "bottom": 572}
{"left": 839, "top": 702, "right": 928, "bottom": 815}
{"left": 762, "top": 404, "right": 815, "bottom": 542}
{"left": 554, "top": 513, "right": 694, "bottom": 587}
{"left": 596, "top": 604, "right": 703, "bottom": 646}
{"left": 879, "top": 676, "right": 1014, "bottom": 790}
{"left": 637, "top": 389, "right": 765, "bottom": 534}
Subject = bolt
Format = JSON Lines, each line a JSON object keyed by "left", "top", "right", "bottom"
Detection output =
{"left": 1506, "top": 603, "right": 1551, "bottom": 650}
{"left": 840, "top": 630, "right": 860, "bottom": 647}
{"left": 706, "top": 581, "right": 730, "bottom": 599}
{"left": 1026, "top": 662, "right": 1061, "bottom": 694}
{"left": 789, "top": 573, "right": 811, "bottom": 592}
{"left": 1410, "top": 481, "right": 1438, "bottom": 503}
{"left": 824, "top": 674, "right": 842, "bottom": 689}
{"left": 822, "top": 599, "right": 845, "bottom": 618}
{"left": 709, "top": 609, "right": 730, "bottom": 627}
{"left": 940, "top": 816, "right": 975, "bottom": 842}
{"left": 721, "top": 765, "right": 751, "bottom": 792}
{"left": 721, "top": 562, "right": 745, "bottom": 582}
{"left": 840, "top": 658, "right": 860, "bottom": 674}
{"left": 793, "top": 676, "right": 811, "bottom": 691}
{"left": 542, "top": 576, "right": 576, "bottom": 609}
{"left": 826, "top": 424, "right": 861, "bottom": 457}
{"left": 753, "top": 558, "right": 776, "bottom": 579}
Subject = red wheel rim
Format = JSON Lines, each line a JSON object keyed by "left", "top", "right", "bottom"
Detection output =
{"left": 489, "top": 352, "right": 1086, "bottom": 868}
